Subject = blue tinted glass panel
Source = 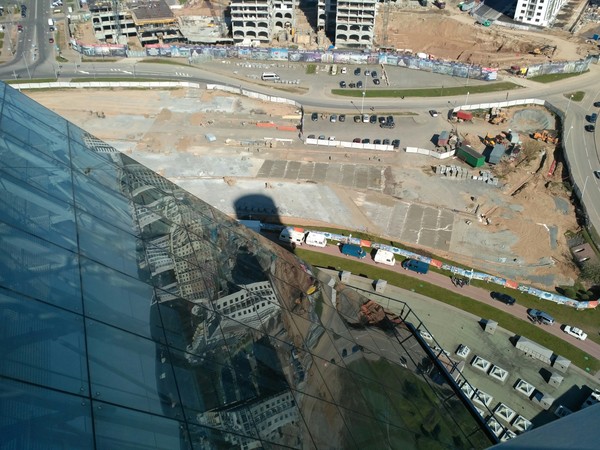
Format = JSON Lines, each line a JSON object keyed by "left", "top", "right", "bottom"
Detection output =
{"left": 0, "top": 133, "right": 73, "bottom": 205}
{"left": 73, "top": 171, "right": 137, "bottom": 236}
{"left": 80, "top": 258, "right": 160, "bottom": 340}
{"left": 86, "top": 319, "right": 184, "bottom": 419}
{"left": 0, "top": 171, "right": 77, "bottom": 251}
{"left": 93, "top": 400, "right": 191, "bottom": 450}
{"left": 0, "top": 378, "right": 93, "bottom": 449}
{"left": 0, "top": 288, "right": 89, "bottom": 395}
{"left": 0, "top": 94, "right": 70, "bottom": 166}
{"left": 76, "top": 211, "right": 142, "bottom": 278}
{"left": 0, "top": 223, "right": 82, "bottom": 313}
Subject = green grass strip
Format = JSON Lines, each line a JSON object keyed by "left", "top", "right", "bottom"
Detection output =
{"left": 331, "top": 82, "right": 522, "bottom": 98}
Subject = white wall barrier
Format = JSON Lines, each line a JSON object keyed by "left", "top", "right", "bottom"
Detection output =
{"left": 405, "top": 147, "right": 455, "bottom": 159}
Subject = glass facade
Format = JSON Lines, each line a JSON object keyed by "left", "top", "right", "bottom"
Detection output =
{"left": 0, "top": 82, "right": 493, "bottom": 449}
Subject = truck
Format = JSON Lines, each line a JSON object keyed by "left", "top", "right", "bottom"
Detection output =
{"left": 305, "top": 232, "right": 327, "bottom": 248}
{"left": 279, "top": 227, "right": 305, "bottom": 246}
{"left": 48, "top": 18, "right": 54, "bottom": 31}
{"left": 373, "top": 249, "right": 396, "bottom": 266}
{"left": 341, "top": 244, "right": 367, "bottom": 259}
{"left": 454, "top": 110, "right": 473, "bottom": 122}
{"left": 402, "top": 259, "right": 430, "bottom": 274}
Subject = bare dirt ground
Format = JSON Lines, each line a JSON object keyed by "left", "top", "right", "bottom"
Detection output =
{"left": 374, "top": 7, "right": 596, "bottom": 67}
{"left": 27, "top": 88, "right": 581, "bottom": 286}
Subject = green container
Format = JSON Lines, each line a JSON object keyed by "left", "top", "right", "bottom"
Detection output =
{"left": 456, "top": 145, "right": 485, "bottom": 168}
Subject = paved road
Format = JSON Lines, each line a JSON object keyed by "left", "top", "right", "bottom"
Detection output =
{"left": 294, "top": 241, "right": 600, "bottom": 362}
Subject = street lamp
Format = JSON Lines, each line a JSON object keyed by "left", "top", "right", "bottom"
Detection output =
{"left": 464, "top": 91, "right": 470, "bottom": 107}
{"left": 360, "top": 90, "right": 366, "bottom": 115}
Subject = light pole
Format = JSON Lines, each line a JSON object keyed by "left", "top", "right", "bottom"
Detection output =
{"left": 565, "top": 125, "right": 574, "bottom": 143}
{"left": 361, "top": 90, "right": 366, "bottom": 115}
{"left": 464, "top": 91, "right": 470, "bottom": 107}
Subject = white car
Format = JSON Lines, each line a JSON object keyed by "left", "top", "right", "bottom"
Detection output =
{"left": 341, "top": 66, "right": 347, "bottom": 74}
{"left": 564, "top": 325, "right": 587, "bottom": 341}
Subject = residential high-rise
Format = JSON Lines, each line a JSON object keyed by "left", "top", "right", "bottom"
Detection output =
{"left": 329, "top": 0, "right": 377, "bottom": 49}
{"left": 0, "top": 82, "right": 493, "bottom": 448}
{"left": 513, "top": 0, "right": 568, "bottom": 27}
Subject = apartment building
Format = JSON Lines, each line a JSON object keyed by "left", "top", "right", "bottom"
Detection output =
{"left": 330, "top": 0, "right": 377, "bottom": 48}
{"left": 514, "top": 0, "right": 568, "bottom": 27}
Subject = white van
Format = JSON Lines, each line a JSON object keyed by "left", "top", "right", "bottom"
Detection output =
{"left": 279, "top": 227, "right": 305, "bottom": 245}
{"left": 261, "top": 72, "right": 280, "bottom": 81}
{"left": 305, "top": 232, "right": 327, "bottom": 248}
{"left": 373, "top": 249, "right": 396, "bottom": 266}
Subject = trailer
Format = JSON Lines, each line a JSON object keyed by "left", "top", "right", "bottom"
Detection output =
{"left": 456, "top": 145, "right": 485, "bottom": 168}
{"left": 374, "top": 249, "right": 396, "bottom": 266}
{"left": 279, "top": 227, "right": 306, "bottom": 245}
{"left": 305, "top": 232, "right": 327, "bottom": 248}
{"left": 454, "top": 110, "right": 473, "bottom": 121}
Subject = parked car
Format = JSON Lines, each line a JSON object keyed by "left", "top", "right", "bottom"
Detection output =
{"left": 594, "top": 170, "right": 600, "bottom": 179}
{"left": 371, "top": 70, "right": 378, "bottom": 78}
{"left": 527, "top": 309, "right": 554, "bottom": 325}
{"left": 357, "top": 81, "right": 363, "bottom": 89}
{"left": 382, "top": 139, "right": 391, "bottom": 145}
{"left": 386, "top": 115, "right": 394, "bottom": 124}
{"left": 349, "top": 82, "right": 356, "bottom": 88}
{"left": 563, "top": 325, "right": 587, "bottom": 341}
{"left": 49, "top": 37, "right": 54, "bottom": 44}
{"left": 307, "top": 134, "right": 315, "bottom": 139}
{"left": 380, "top": 122, "right": 395, "bottom": 129}
{"left": 364, "top": 69, "right": 371, "bottom": 76}
{"left": 362, "top": 114, "right": 370, "bottom": 123}
{"left": 339, "top": 114, "right": 346, "bottom": 122}
{"left": 328, "top": 136, "right": 336, "bottom": 141}
{"left": 589, "top": 113, "right": 598, "bottom": 123}
{"left": 354, "top": 115, "right": 362, "bottom": 123}
{"left": 353, "top": 137, "right": 361, "bottom": 143}
{"left": 491, "top": 292, "right": 516, "bottom": 305}
{"left": 362, "top": 138, "right": 370, "bottom": 144}
{"left": 369, "top": 115, "right": 377, "bottom": 124}
{"left": 594, "top": 101, "right": 600, "bottom": 107}
{"left": 318, "top": 135, "right": 326, "bottom": 140}
{"left": 354, "top": 67, "right": 361, "bottom": 76}
{"left": 339, "top": 81, "right": 346, "bottom": 88}
{"left": 330, "top": 114, "right": 337, "bottom": 123}
{"left": 585, "top": 125, "right": 596, "bottom": 132}
{"left": 373, "top": 79, "right": 380, "bottom": 85}
{"left": 373, "top": 139, "right": 382, "bottom": 145}
{"left": 378, "top": 116, "right": 386, "bottom": 124}
{"left": 392, "top": 139, "right": 401, "bottom": 149}
{"left": 311, "top": 112, "right": 318, "bottom": 122}
{"left": 429, "top": 110, "right": 439, "bottom": 117}
{"left": 341, "top": 66, "right": 347, "bottom": 74}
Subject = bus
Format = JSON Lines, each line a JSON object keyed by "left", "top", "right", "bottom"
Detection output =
{"left": 261, "top": 72, "right": 280, "bottom": 81}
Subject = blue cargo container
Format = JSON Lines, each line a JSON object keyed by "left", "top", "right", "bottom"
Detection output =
{"left": 341, "top": 244, "right": 367, "bottom": 259}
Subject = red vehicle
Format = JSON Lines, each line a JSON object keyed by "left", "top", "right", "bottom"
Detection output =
{"left": 17, "top": 24, "right": 23, "bottom": 32}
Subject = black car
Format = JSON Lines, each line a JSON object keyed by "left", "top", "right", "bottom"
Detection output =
{"left": 382, "top": 139, "right": 391, "bottom": 145}
{"left": 594, "top": 101, "right": 600, "bottom": 107}
{"left": 373, "top": 139, "right": 382, "bottom": 145}
{"left": 362, "top": 138, "right": 370, "bottom": 144}
{"left": 585, "top": 125, "right": 595, "bottom": 132}
{"left": 339, "top": 81, "right": 346, "bottom": 88}
{"left": 378, "top": 116, "right": 386, "bottom": 124}
{"left": 373, "top": 79, "right": 380, "bottom": 85}
{"left": 369, "top": 115, "right": 377, "bottom": 124}
{"left": 307, "top": 134, "right": 315, "bottom": 139}
{"left": 589, "top": 113, "right": 598, "bottom": 123}
{"left": 491, "top": 292, "right": 516, "bottom": 305}
{"left": 311, "top": 112, "right": 318, "bottom": 122}
{"left": 371, "top": 70, "right": 378, "bottom": 78}
{"left": 339, "top": 114, "right": 346, "bottom": 122}
{"left": 354, "top": 67, "right": 361, "bottom": 76}
{"left": 380, "top": 122, "right": 395, "bottom": 129}
{"left": 386, "top": 115, "right": 394, "bottom": 124}
{"left": 392, "top": 139, "right": 401, "bottom": 149}
{"left": 353, "top": 115, "right": 361, "bottom": 123}
{"left": 357, "top": 81, "right": 363, "bottom": 89}
{"left": 349, "top": 82, "right": 356, "bottom": 88}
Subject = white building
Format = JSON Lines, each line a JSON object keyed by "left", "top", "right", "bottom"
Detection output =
{"left": 513, "top": 0, "right": 568, "bottom": 27}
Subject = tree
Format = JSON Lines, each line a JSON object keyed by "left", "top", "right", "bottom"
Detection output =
{"left": 580, "top": 262, "right": 600, "bottom": 285}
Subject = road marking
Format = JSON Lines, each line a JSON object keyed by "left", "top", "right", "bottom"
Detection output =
{"left": 77, "top": 70, "right": 89, "bottom": 74}
{"left": 175, "top": 72, "right": 191, "bottom": 77}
